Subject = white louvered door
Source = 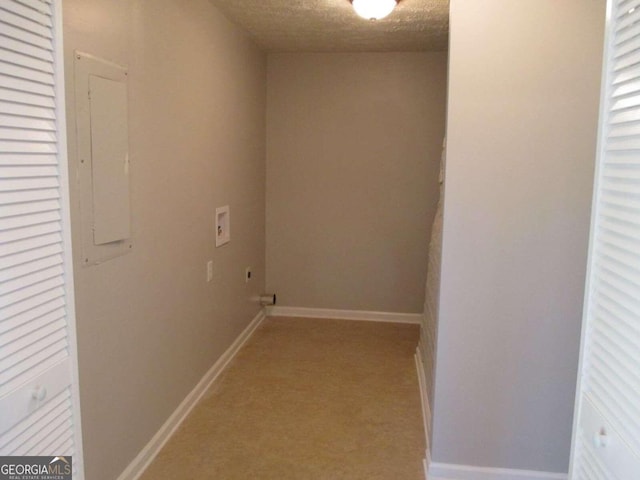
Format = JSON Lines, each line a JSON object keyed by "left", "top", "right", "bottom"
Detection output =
{"left": 570, "top": 0, "right": 640, "bottom": 478}
{"left": 0, "top": 0, "right": 84, "bottom": 477}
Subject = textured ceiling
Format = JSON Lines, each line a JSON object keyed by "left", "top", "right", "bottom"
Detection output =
{"left": 209, "top": 0, "right": 449, "bottom": 52}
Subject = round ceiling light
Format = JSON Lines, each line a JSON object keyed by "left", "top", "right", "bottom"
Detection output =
{"left": 351, "top": 0, "right": 398, "bottom": 21}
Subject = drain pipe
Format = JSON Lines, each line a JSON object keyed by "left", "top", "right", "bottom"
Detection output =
{"left": 259, "top": 293, "right": 276, "bottom": 306}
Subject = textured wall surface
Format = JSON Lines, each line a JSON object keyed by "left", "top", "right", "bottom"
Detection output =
{"left": 210, "top": 0, "right": 449, "bottom": 52}
{"left": 266, "top": 52, "right": 447, "bottom": 313}
{"left": 433, "top": 0, "right": 605, "bottom": 473}
{"left": 421, "top": 139, "right": 444, "bottom": 448}
{"left": 62, "top": 1, "right": 266, "bottom": 479}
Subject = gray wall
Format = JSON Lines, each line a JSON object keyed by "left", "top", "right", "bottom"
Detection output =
{"left": 62, "top": 1, "right": 266, "bottom": 479}
{"left": 266, "top": 53, "right": 447, "bottom": 313}
{"left": 432, "top": 0, "right": 604, "bottom": 473}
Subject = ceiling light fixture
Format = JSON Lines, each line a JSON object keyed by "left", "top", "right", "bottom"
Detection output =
{"left": 351, "top": 0, "right": 398, "bottom": 21}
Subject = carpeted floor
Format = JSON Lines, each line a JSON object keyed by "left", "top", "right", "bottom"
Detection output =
{"left": 139, "top": 316, "right": 425, "bottom": 479}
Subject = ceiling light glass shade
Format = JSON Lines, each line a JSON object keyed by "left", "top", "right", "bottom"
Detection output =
{"left": 352, "top": 0, "right": 397, "bottom": 20}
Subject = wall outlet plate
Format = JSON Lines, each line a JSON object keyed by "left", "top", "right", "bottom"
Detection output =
{"left": 207, "top": 260, "right": 213, "bottom": 282}
{"left": 215, "top": 206, "right": 230, "bottom": 247}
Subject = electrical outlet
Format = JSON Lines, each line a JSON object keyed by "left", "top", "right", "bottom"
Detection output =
{"left": 245, "top": 267, "right": 252, "bottom": 283}
{"left": 207, "top": 260, "right": 213, "bottom": 282}
{"left": 215, "top": 206, "right": 230, "bottom": 247}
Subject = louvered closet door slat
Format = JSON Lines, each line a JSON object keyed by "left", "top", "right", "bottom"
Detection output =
{"left": 0, "top": 63, "right": 55, "bottom": 87}
{"left": 0, "top": 100, "right": 55, "bottom": 118}
{"left": 2, "top": 69, "right": 54, "bottom": 98}
{"left": 613, "top": 61, "right": 640, "bottom": 84}
{"left": 1, "top": 174, "right": 59, "bottom": 191}
{"left": 0, "top": 88, "right": 56, "bottom": 108}
{"left": 600, "top": 189, "right": 640, "bottom": 214}
{"left": 610, "top": 107, "right": 640, "bottom": 124}
{"left": 616, "top": 6, "right": 640, "bottom": 32}
{"left": 0, "top": 318, "right": 66, "bottom": 364}
{"left": 588, "top": 342, "right": 640, "bottom": 441}
{"left": 0, "top": 309, "right": 64, "bottom": 348}
{"left": 606, "top": 137, "right": 640, "bottom": 149}
{"left": 1, "top": 198, "right": 59, "bottom": 219}
{"left": 615, "top": 24, "right": 640, "bottom": 48}
{"left": 0, "top": 257, "right": 63, "bottom": 287}
{"left": 610, "top": 92, "right": 640, "bottom": 110}
{"left": 0, "top": 24, "right": 52, "bottom": 53}
{"left": 614, "top": 33, "right": 640, "bottom": 58}
{"left": 0, "top": 10, "right": 52, "bottom": 39}
{"left": 0, "top": 284, "right": 65, "bottom": 320}
{"left": 0, "top": 154, "right": 57, "bottom": 166}
{"left": 597, "top": 231, "right": 640, "bottom": 264}
{"left": 592, "top": 328, "right": 640, "bottom": 406}
{"left": 0, "top": 71, "right": 55, "bottom": 94}
{"left": 612, "top": 27, "right": 639, "bottom": 53}
{"left": 0, "top": 130, "right": 56, "bottom": 144}
{"left": 0, "top": 115, "right": 56, "bottom": 131}
{"left": 0, "top": 35, "right": 54, "bottom": 64}
{"left": 611, "top": 77, "right": 640, "bottom": 97}
{"left": 1, "top": 188, "right": 60, "bottom": 207}
{"left": 2, "top": 243, "right": 63, "bottom": 270}
{"left": 15, "top": 0, "right": 53, "bottom": 13}
{"left": 0, "top": 76, "right": 55, "bottom": 98}
{"left": 0, "top": 311, "right": 64, "bottom": 353}
{"left": 0, "top": 324, "right": 67, "bottom": 373}
{"left": 45, "top": 436, "right": 73, "bottom": 461}
{"left": 0, "top": 224, "right": 61, "bottom": 251}
{"left": 617, "top": 0, "right": 640, "bottom": 16}
{"left": 1, "top": 0, "right": 52, "bottom": 26}
{"left": 0, "top": 63, "right": 54, "bottom": 86}
{"left": 1, "top": 165, "right": 59, "bottom": 178}
{"left": 0, "top": 214, "right": 60, "bottom": 240}
{"left": 0, "top": 299, "right": 65, "bottom": 336}
{"left": 596, "top": 264, "right": 640, "bottom": 302}
{"left": 25, "top": 415, "right": 72, "bottom": 456}
{"left": 595, "top": 205, "right": 640, "bottom": 230}
{"left": 32, "top": 423, "right": 73, "bottom": 457}
{"left": 613, "top": 48, "right": 640, "bottom": 72}
{"left": 601, "top": 179, "right": 640, "bottom": 199}
{"left": 0, "top": 49, "right": 54, "bottom": 75}
{"left": 608, "top": 121, "right": 640, "bottom": 138}
{"left": 2, "top": 232, "right": 62, "bottom": 259}
{"left": 0, "top": 141, "right": 57, "bottom": 155}
{"left": 0, "top": 275, "right": 65, "bottom": 309}
{"left": 0, "top": 0, "right": 81, "bottom": 471}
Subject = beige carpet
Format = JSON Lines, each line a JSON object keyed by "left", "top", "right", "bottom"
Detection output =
{"left": 140, "top": 316, "right": 425, "bottom": 479}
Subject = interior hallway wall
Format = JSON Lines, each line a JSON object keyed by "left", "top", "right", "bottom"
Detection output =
{"left": 433, "top": 0, "right": 605, "bottom": 473}
{"left": 62, "top": 1, "right": 266, "bottom": 479}
{"left": 266, "top": 52, "right": 448, "bottom": 313}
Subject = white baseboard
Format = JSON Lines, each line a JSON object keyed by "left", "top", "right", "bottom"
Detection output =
{"left": 415, "top": 344, "right": 432, "bottom": 446}
{"left": 428, "top": 463, "right": 568, "bottom": 480}
{"left": 266, "top": 306, "right": 422, "bottom": 324}
{"left": 116, "top": 309, "right": 265, "bottom": 480}
{"left": 415, "top": 343, "right": 432, "bottom": 480}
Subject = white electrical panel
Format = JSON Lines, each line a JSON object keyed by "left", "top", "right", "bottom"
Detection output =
{"left": 74, "top": 51, "right": 131, "bottom": 265}
{"left": 89, "top": 75, "right": 130, "bottom": 245}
